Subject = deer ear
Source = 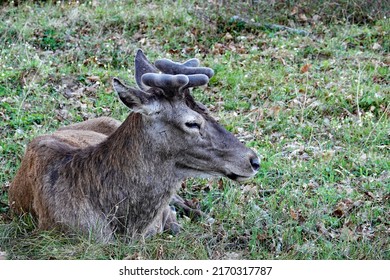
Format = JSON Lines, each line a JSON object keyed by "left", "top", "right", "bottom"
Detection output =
{"left": 112, "top": 78, "right": 157, "bottom": 114}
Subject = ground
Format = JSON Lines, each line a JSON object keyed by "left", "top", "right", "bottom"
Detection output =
{"left": 0, "top": 0, "right": 389, "bottom": 259}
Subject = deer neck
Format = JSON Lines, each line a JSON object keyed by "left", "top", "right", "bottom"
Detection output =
{"left": 78, "top": 113, "right": 178, "bottom": 207}
{"left": 66, "top": 113, "right": 179, "bottom": 234}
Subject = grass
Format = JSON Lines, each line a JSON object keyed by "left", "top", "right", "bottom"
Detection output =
{"left": 0, "top": 0, "right": 389, "bottom": 260}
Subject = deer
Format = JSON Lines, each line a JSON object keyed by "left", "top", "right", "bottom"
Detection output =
{"left": 8, "top": 50, "right": 260, "bottom": 242}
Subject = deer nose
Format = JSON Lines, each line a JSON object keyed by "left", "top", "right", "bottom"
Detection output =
{"left": 250, "top": 156, "right": 260, "bottom": 171}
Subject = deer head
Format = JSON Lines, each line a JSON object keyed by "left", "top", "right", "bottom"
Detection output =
{"left": 113, "top": 50, "right": 259, "bottom": 182}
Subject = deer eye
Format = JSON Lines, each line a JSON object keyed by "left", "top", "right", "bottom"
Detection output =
{"left": 185, "top": 122, "right": 201, "bottom": 130}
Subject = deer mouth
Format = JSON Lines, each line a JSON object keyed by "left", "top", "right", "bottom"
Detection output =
{"left": 226, "top": 172, "right": 253, "bottom": 182}
{"left": 176, "top": 162, "right": 255, "bottom": 182}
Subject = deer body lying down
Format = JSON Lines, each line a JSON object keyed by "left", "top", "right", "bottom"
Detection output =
{"left": 9, "top": 50, "right": 259, "bottom": 241}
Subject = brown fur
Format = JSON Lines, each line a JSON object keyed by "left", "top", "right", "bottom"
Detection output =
{"left": 10, "top": 114, "right": 178, "bottom": 240}
{"left": 57, "top": 117, "right": 121, "bottom": 136}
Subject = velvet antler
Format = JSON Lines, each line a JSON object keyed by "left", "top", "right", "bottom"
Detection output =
{"left": 134, "top": 49, "right": 213, "bottom": 97}
{"left": 155, "top": 58, "right": 214, "bottom": 78}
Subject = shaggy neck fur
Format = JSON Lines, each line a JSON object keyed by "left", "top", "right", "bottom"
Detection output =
{"left": 63, "top": 113, "right": 179, "bottom": 236}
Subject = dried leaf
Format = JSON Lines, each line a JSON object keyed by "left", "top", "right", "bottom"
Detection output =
{"left": 290, "top": 208, "right": 299, "bottom": 220}
{"left": 290, "top": 208, "right": 305, "bottom": 222}
{"left": 300, "top": 63, "right": 311, "bottom": 73}
{"left": 213, "top": 43, "right": 227, "bottom": 55}
{"left": 87, "top": 75, "right": 100, "bottom": 82}
{"left": 332, "top": 207, "right": 344, "bottom": 218}
{"left": 241, "top": 184, "right": 257, "bottom": 196}
{"left": 224, "top": 32, "right": 233, "bottom": 40}
{"left": 156, "top": 244, "right": 164, "bottom": 259}
{"left": 268, "top": 105, "right": 281, "bottom": 117}
{"left": 332, "top": 199, "right": 353, "bottom": 217}
{"left": 217, "top": 178, "right": 224, "bottom": 190}
{"left": 356, "top": 223, "right": 375, "bottom": 240}
{"left": 372, "top": 43, "right": 382, "bottom": 50}
{"left": 56, "top": 108, "right": 71, "bottom": 121}
{"left": 184, "top": 198, "right": 200, "bottom": 210}
{"left": 64, "top": 87, "right": 85, "bottom": 99}
{"left": 223, "top": 252, "right": 241, "bottom": 260}
{"left": 298, "top": 13, "right": 308, "bottom": 22}
{"left": 257, "top": 233, "right": 268, "bottom": 241}
{"left": 321, "top": 150, "right": 335, "bottom": 161}
{"left": 307, "top": 180, "right": 320, "bottom": 190}
{"left": 123, "top": 252, "right": 143, "bottom": 260}
{"left": 85, "top": 84, "right": 99, "bottom": 93}
{"left": 290, "top": 6, "right": 298, "bottom": 16}
{"left": 312, "top": 15, "right": 321, "bottom": 22}
{"left": 364, "top": 191, "right": 375, "bottom": 199}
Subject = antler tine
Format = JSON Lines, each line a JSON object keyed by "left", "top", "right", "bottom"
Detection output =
{"left": 135, "top": 49, "right": 159, "bottom": 90}
{"left": 183, "top": 58, "right": 200, "bottom": 67}
{"left": 155, "top": 59, "right": 214, "bottom": 78}
{"left": 133, "top": 51, "right": 212, "bottom": 98}
{"left": 141, "top": 73, "right": 189, "bottom": 97}
{"left": 185, "top": 74, "right": 209, "bottom": 88}
{"left": 141, "top": 73, "right": 210, "bottom": 97}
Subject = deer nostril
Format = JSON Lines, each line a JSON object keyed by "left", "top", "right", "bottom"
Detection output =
{"left": 250, "top": 157, "right": 260, "bottom": 171}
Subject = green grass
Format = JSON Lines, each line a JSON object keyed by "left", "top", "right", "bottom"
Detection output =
{"left": 0, "top": 0, "right": 389, "bottom": 260}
